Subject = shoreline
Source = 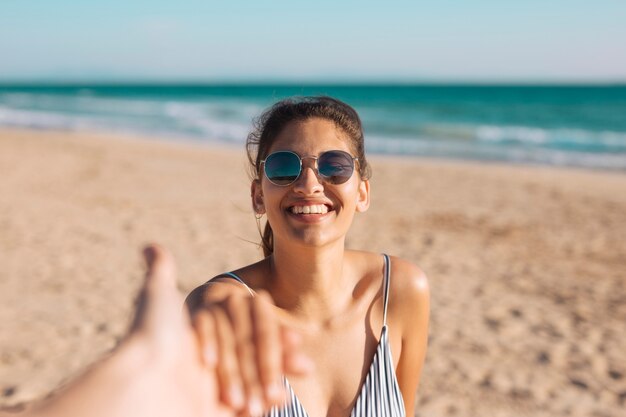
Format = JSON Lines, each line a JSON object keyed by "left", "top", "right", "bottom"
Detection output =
{"left": 1, "top": 127, "right": 625, "bottom": 416}
{"left": 4, "top": 125, "right": 626, "bottom": 175}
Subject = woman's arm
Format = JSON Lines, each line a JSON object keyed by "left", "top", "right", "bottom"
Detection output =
{"left": 391, "top": 258, "right": 431, "bottom": 414}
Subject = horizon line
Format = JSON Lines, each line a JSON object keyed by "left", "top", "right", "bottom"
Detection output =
{"left": 1, "top": 78, "right": 625, "bottom": 87}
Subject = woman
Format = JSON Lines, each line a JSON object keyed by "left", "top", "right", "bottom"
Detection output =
{"left": 187, "top": 97, "right": 429, "bottom": 417}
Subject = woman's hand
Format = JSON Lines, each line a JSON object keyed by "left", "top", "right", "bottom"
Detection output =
{"left": 191, "top": 290, "right": 312, "bottom": 417}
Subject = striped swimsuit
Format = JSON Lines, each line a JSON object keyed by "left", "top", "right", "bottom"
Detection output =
{"left": 213, "top": 254, "right": 406, "bottom": 417}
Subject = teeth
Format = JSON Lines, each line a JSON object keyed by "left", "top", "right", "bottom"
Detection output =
{"left": 290, "top": 204, "right": 329, "bottom": 214}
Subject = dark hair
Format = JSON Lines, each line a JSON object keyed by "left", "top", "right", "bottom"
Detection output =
{"left": 246, "top": 96, "right": 371, "bottom": 257}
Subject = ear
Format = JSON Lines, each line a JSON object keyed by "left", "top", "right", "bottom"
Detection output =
{"left": 251, "top": 179, "right": 265, "bottom": 214}
{"left": 355, "top": 179, "right": 370, "bottom": 213}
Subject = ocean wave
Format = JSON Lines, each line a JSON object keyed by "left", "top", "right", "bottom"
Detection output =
{"left": 164, "top": 101, "right": 252, "bottom": 141}
{"left": 412, "top": 123, "right": 626, "bottom": 153}
{"left": 475, "top": 125, "right": 626, "bottom": 149}
{"left": 0, "top": 102, "right": 254, "bottom": 143}
{"left": 1, "top": 92, "right": 168, "bottom": 116}
{"left": 0, "top": 91, "right": 264, "bottom": 142}
{"left": 0, "top": 106, "right": 89, "bottom": 130}
{"left": 366, "top": 134, "right": 626, "bottom": 170}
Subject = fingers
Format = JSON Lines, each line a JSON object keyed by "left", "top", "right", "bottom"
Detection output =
{"left": 225, "top": 296, "right": 266, "bottom": 416}
{"left": 193, "top": 312, "right": 218, "bottom": 367}
{"left": 253, "top": 292, "right": 284, "bottom": 405}
{"left": 131, "top": 244, "right": 182, "bottom": 334}
{"left": 212, "top": 306, "right": 246, "bottom": 410}
{"left": 142, "top": 244, "right": 176, "bottom": 289}
{"left": 192, "top": 292, "right": 299, "bottom": 415}
{"left": 281, "top": 328, "right": 315, "bottom": 376}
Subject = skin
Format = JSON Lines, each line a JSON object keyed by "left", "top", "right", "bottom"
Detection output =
{"left": 0, "top": 246, "right": 311, "bottom": 417}
{"left": 188, "top": 118, "right": 430, "bottom": 417}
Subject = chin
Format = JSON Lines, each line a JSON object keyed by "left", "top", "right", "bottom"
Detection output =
{"left": 289, "top": 229, "right": 344, "bottom": 248}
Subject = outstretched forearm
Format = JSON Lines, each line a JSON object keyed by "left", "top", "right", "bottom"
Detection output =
{"left": 26, "top": 342, "right": 149, "bottom": 417}
{"left": 0, "top": 246, "right": 232, "bottom": 417}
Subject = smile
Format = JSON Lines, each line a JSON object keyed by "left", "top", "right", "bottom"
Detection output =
{"left": 289, "top": 204, "right": 330, "bottom": 214}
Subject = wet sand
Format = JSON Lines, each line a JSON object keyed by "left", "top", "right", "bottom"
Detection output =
{"left": 1, "top": 128, "right": 625, "bottom": 416}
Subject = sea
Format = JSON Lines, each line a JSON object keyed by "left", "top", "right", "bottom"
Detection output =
{"left": 1, "top": 84, "right": 625, "bottom": 171}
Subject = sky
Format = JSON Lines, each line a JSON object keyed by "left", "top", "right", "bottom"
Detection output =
{"left": 1, "top": 0, "right": 625, "bottom": 83}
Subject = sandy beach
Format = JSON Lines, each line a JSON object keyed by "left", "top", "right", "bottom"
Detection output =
{"left": 1, "top": 128, "right": 625, "bottom": 417}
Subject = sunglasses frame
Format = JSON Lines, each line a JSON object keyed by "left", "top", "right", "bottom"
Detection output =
{"left": 261, "top": 150, "right": 359, "bottom": 186}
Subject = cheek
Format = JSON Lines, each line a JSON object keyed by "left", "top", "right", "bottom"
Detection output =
{"left": 261, "top": 186, "right": 285, "bottom": 213}
{"left": 340, "top": 182, "right": 362, "bottom": 203}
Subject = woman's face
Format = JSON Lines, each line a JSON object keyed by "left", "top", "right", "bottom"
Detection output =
{"left": 252, "top": 118, "right": 370, "bottom": 250}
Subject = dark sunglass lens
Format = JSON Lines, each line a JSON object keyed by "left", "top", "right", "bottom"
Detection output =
{"left": 318, "top": 151, "right": 354, "bottom": 184}
{"left": 264, "top": 152, "right": 301, "bottom": 185}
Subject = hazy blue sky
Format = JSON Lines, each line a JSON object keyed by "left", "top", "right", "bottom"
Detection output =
{"left": 1, "top": 0, "right": 625, "bottom": 82}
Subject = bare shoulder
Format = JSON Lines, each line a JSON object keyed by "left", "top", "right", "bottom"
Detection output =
{"left": 387, "top": 256, "right": 429, "bottom": 301}
{"left": 386, "top": 256, "right": 430, "bottom": 334}
{"left": 347, "top": 250, "right": 429, "bottom": 301}
{"left": 185, "top": 259, "right": 267, "bottom": 313}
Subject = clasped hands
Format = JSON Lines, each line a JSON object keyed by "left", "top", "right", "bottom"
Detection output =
{"left": 189, "top": 268, "right": 313, "bottom": 416}
{"left": 9, "top": 246, "right": 311, "bottom": 417}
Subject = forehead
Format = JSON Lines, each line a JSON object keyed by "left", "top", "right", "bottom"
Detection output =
{"left": 268, "top": 118, "right": 353, "bottom": 155}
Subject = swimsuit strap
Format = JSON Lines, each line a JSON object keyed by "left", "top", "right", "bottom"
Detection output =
{"left": 216, "top": 255, "right": 391, "bottom": 322}
{"left": 213, "top": 271, "right": 256, "bottom": 296}
{"left": 382, "top": 253, "right": 391, "bottom": 327}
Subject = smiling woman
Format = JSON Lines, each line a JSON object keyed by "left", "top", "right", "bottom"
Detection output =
{"left": 246, "top": 97, "right": 372, "bottom": 258}
{"left": 185, "top": 97, "right": 430, "bottom": 417}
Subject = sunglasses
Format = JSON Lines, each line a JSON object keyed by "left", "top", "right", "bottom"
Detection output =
{"left": 261, "top": 150, "right": 358, "bottom": 186}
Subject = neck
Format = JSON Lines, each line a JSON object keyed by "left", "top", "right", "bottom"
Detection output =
{"left": 268, "top": 239, "right": 352, "bottom": 322}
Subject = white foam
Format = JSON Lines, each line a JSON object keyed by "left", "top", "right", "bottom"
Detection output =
{"left": 476, "top": 125, "right": 548, "bottom": 144}
{"left": 163, "top": 101, "right": 253, "bottom": 141}
{"left": 366, "top": 133, "right": 626, "bottom": 170}
{"left": 0, "top": 106, "right": 80, "bottom": 130}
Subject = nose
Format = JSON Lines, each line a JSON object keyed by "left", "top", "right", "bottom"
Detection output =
{"left": 293, "top": 158, "right": 323, "bottom": 194}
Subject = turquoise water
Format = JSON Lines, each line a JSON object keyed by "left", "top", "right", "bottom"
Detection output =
{"left": 1, "top": 84, "right": 625, "bottom": 170}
